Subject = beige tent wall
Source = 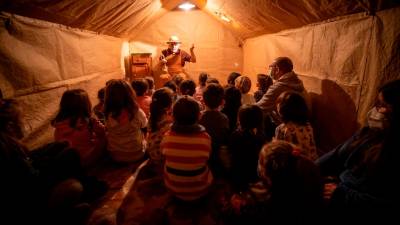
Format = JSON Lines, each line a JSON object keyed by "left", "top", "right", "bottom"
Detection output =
{"left": 0, "top": 13, "right": 125, "bottom": 149}
{"left": 243, "top": 7, "right": 400, "bottom": 152}
{"left": 130, "top": 9, "right": 243, "bottom": 86}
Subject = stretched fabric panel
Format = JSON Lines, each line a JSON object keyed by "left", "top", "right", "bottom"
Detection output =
{"left": 0, "top": 14, "right": 124, "bottom": 148}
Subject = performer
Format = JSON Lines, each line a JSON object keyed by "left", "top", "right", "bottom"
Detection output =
{"left": 160, "top": 35, "right": 196, "bottom": 82}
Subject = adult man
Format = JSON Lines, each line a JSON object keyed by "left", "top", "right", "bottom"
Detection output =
{"left": 256, "top": 57, "right": 308, "bottom": 126}
{"left": 160, "top": 35, "right": 196, "bottom": 82}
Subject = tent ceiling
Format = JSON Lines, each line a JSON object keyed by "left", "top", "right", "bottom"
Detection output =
{"left": 2, "top": 0, "right": 399, "bottom": 39}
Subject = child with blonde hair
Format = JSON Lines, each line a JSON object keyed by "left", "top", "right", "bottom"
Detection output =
{"left": 235, "top": 76, "right": 255, "bottom": 105}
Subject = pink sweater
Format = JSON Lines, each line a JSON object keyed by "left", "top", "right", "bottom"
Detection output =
{"left": 54, "top": 118, "right": 106, "bottom": 167}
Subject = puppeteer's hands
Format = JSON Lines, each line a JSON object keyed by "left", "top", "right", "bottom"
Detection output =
{"left": 190, "top": 44, "right": 195, "bottom": 52}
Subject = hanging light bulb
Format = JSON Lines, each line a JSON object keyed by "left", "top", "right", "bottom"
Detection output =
{"left": 178, "top": 2, "right": 196, "bottom": 11}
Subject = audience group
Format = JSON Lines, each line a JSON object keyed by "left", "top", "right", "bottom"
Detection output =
{"left": 1, "top": 56, "right": 399, "bottom": 224}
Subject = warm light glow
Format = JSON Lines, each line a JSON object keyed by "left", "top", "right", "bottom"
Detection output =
{"left": 121, "top": 41, "right": 130, "bottom": 74}
{"left": 215, "top": 11, "right": 231, "bottom": 23}
{"left": 220, "top": 14, "right": 231, "bottom": 22}
{"left": 121, "top": 41, "right": 130, "bottom": 57}
{"left": 178, "top": 2, "right": 196, "bottom": 10}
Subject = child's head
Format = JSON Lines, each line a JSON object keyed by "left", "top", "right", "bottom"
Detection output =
{"left": 206, "top": 77, "right": 220, "bottom": 85}
{"left": 179, "top": 79, "right": 196, "bottom": 96}
{"left": 54, "top": 89, "right": 92, "bottom": 127}
{"left": 276, "top": 91, "right": 309, "bottom": 125}
{"left": 203, "top": 83, "right": 224, "bottom": 110}
{"left": 144, "top": 76, "right": 155, "bottom": 90}
{"left": 258, "top": 140, "right": 322, "bottom": 205}
{"left": 223, "top": 86, "right": 242, "bottom": 109}
{"left": 198, "top": 72, "right": 209, "bottom": 87}
{"left": 131, "top": 78, "right": 149, "bottom": 97}
{"left": 172, "top": 75, "right": 184, "bottom": 88}
{"left": 257, "top": 74, "right": 273, "bottom": 91}
{"left": 163, "top": 80, "right": 178, "bottom": 94}
{"left": 235, "top": 76, "right": 252, "bottom": 94}
{"left": 173, "top": 96, "right": 200, "bottom": 126}
{"left": 227, "top": 72, "right": 241, "bottom": 86}
{"left": 104, "top": 79, "right": 137, "bottom": 119}
{"left": 238, "top": 104, "right": 263, "bottom": 131}
{"left": 97, "top": 87, "right": 105, "bottom": 103}
{"left": 149, "top": 87, "right": 174, "bottom": 131}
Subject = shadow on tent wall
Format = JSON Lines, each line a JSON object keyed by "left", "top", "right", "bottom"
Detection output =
{"left": 309, "top": 79, "right": 359, "bottom": 155}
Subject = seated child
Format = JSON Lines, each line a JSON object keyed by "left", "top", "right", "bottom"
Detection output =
{"left": 194, "top": 72, "right": 209, "bottom": 103}
{"left": 199, "top": 83, "right": 229, "bottom": 176}
{"left": 274, "top": 91, "right": 318, "bottom": 160}
{"left": 146, "top": 87, "right": 174, "bottom": 172}
{"left": 229, "top": 104, "right": 266, "bottom": 191}
{"left": 93, "top": 87, "right": 105, "bottom": 124}
{"left": 253, "top": 74, "right": 272, "bottom": 102}
{"left": 131, "top": 78, "right": 152, "bottom": 118}
{"left": 161, "top": 96, "right": 213, "bottom": 201}
{"left": 235, "top": 76, "right": 255, "bottom": 105}
{"left": 144, "top": 76, "right": 155, "bottom": 97}
{"left": 221, "top": 86, "right": 242, "bottom": 133}
{"left": 53, "top": 89, "right": 106, "bottom": 168}
{"left": 105, "top": 79, "right": 148, "bottom": 163}
{"left": 222, "top": 140, "right": 323, "bottom": 224}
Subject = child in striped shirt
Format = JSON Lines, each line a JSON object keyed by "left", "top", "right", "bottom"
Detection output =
{"left": 161, "top": 96, "right": 213, "bottom": 201}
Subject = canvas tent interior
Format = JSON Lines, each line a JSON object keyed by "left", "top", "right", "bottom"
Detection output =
{"left": 1, "top": 0, "right": 400, "bottom": 153}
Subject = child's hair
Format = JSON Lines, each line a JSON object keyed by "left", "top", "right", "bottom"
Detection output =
{"left": 203, "top": 83, "right": 224, "bottom": 109}
{"left": 131, "top": 78, "right": 149, "bottom": 97}
{"left": 172, "top": 75, "right": 184, "bottom": 88}
{"left": 258, "top": 140, "right": 322, "bottom": 206}
{"left": 257, "top": 74, "right": 273, "bottom": 91}
{"left": 53, "top": 89, "right": 91, "bottom": 128}
{"left": 198, "top": 72, "right": 209, "bottom": 87}
{"left": 206, "top": 77, "right": 220, "bottom": 85}
{"left": 235, "top": 76, "right": 252, "bottom": 94}
{"left": 179, "top": 79, "right": 196, "bottom": 96}
{"left": 163, "top": 80, "right": 178, "bottom": 93}
{"left": 227, "top": 72, "right": 241, "bottom": 86}
{"left": 144, "top": 76, "right": 154, "bottom": 90}
{"left": 276, "top": 91, "right": 308, "bottom": 125}
{"left": 97, "top": 87, "right": 105, "bottom": 103}
{"left": 223, "top": 86, "right": 242, "bottom": 110}
{"left": 149, "top": 87, "right": 174, "bottom": 131}
{"left": 104, "top": 79, "right": 138, "bottom": 120}
{"left": 238, "top": 104, "right": 263, "bottom": 131}
{"left": 173, "top": 96, "right": 200, "bottom": 126}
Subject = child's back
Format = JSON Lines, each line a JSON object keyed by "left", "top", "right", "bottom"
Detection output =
{"left": 105, "top": 79, "right": 147, "bottom": 163}
{"left": 161, "top": 96, "right": 213, "bottom": 201}
{"left": 199, "top": 83, "right": 229, "bottom": 176}
{"left": 274, "top": 91, "right": 317, "bottom": 160}
{"left": 53, "top": 89, "right": 105, "bottom": 167}
{"left": 146, "top": 88, "right": 174, "bottom": 170}
{"left": 229, "top": 104, "right": 265, "bottom": 190}
{"left": 131, "top": 78, "right": 152, "bottom": 118}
